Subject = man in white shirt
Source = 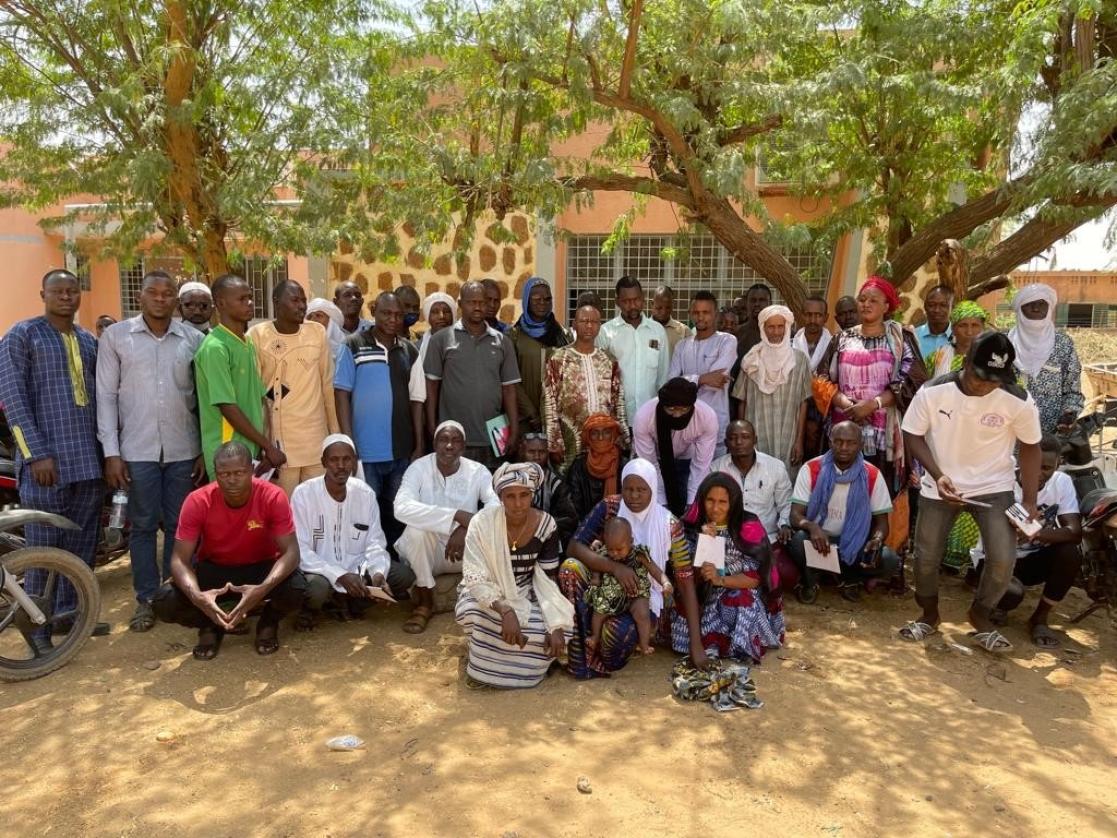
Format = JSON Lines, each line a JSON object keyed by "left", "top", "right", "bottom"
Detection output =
{"left": 788, "top": 421, "right": 896, "bottom": 604}
{"left": 901, "top": 332, "right": 1042, "bottom": 653}
{"left": 393, "top": 420, "right": 500, "bottom": 633}
{"left": 711, "top": 420, "right": 791, "bottom": 543}
{"left": 292, "top": 435, "right": 414, "bottom": 629}
{"left": 597, "top": 275, "right": 669, "bottom": 424}
{"left": 669, "top": 291, "right": 738, "bottom": 455}
{"left": 977, "top": 434, "right": 1082, "bottom": 649}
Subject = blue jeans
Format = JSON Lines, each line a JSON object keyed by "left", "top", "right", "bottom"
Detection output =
{"left": 363, "top": 458, "right": 410, "bottom": 546}
{"left": 128, "top": 460, "right": 196, "bottom": 603}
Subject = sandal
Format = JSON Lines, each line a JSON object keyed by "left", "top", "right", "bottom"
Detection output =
{"left": 192, "top": 627, "right": 225, "bottom": 660}
{"left": 293, "top": 608, "right": 318, "bottom": 632}
{"left": 898, "top": 621, "right": 939, "bottom": 642}
{"left": 969, "top": 629, "right": 1013, "bottom": 654}
{"left": 796, "top": 582, "right": 819, "bottom": 605}
{"left": 465, "top": 674, "right": 493, "bottom": 690}
{"left": 129, "top": 602, "right": 156, "bottom": 633}
{"left": 255, "top": 621, "right": 280, "bottom": 656}
{"left": 840, "top": 582, "right": 862, "bottom": 603}
{"left": 1030, "top": 623, "right": 1061, "bottom": 649}
{"left": 402, "top": 607, "right": 432, "bottom": 634}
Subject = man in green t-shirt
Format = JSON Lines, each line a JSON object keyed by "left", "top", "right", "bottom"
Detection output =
{"left": 194, "top": 275, "right": 285, "bottom": 480}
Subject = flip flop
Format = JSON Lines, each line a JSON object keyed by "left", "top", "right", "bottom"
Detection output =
{"left": 898, "top": 621, "right": 939, "bottom": 642}
{"left": 193, "top": 628, "right": 225, "bottom": 661}
{"left": 402, "top": 608, "right": 432, "bottom": 634}
{"left": 1030, "top": 624, "right": 1061, "bottom": 649}
{"left": 254, "top": 623, "right": 280, "bottom": 656}
{"left": 969, "top": 629, "right": 1013, "bottom": 654}
{"left": 293, "top": 608, "right": 318, "bottom": 632}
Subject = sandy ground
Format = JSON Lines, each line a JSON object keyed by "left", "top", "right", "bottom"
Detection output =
{"left": 2, "top": 559, "right": 1116, "bottom": 838}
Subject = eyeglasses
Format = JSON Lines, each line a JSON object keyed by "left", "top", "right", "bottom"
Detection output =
{"left": 522, "top": 432, "right": 548, "bottom": 442}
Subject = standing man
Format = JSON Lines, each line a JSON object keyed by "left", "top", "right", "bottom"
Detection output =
{"left": 900, "top": 332, "right": 1042, "bottom": 652}
{"left": 0, "top": 269, "right": 108, "bottom": 645}
{"left": 425, "top": 280, "right": 521, "bottom": 468}
{"left": 335, "top": 292, "right": 419, "bottom": 545}
{"left": 631, "top": 377, "right": 718, "bottom": 515}
{"left": 97, "top": 270, "right": 205, "bottom": 632}
{"left": 333, "top": 280, "right": 373, "bottom": 336}
{"left": 669, "top": 290, "right": 738, "bottom": 455}
{"left": 597, "top": 275, "right": 669, "bottom": 425}
{"left": 734, "top": 282, "right": 772, "bottom": 357}
{"left": 791, "top": 294, "right": 832, "bottom": 458}
{"left": 394, "top": 285, "right": 422, "bottom": 341}
{"left": 178, "top": 280, "right": 213, "bottom": 335}
{"left": 194, "top": 274, "right": 282, "bottom": 481}
{"left": 650, "top": 285, "right": 692, "bottom": 360}
{"left": 248, "top": 280, "right": 339, "bottom": 496}
{"left": 480, "top": 278, "right": 510, "bottom": 333}
{"left": 915, "top": 285, "right": 955, "bottom": 363}
{"left": 834, "top": 295, "right": 860, "bottom": 331}
{"left": 711, "top": 420, "right": 792, "bottom": 545}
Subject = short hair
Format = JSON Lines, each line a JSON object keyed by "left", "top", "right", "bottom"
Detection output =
{"left": 460, "top": 280, "right": 485, "bottom": 298}
{"left": 270, "top": 279, "right": 304, "bottom": 304}
{"left": 836, "top": 295, "right": 857, "bottom": 306}
{"left": 394, "top": 285, "right": 420, "bottom": 302}
{"left": 926, "top": 284, "right": 955, "bottom": 299}
{"left": 480, "top": 277, "right": 501, "bottom": 293}
{"left": 653, "top": 285, "right": 674, "bottom": 298}
{"left": 42, "top": 269, "right": 78, "bottom": 288}
{"left": 212, "top": 440, "right": 252, "bottom": 469}
{"left": 603, "top": 517, "right": 632, "bottom": 541}
{"left": 804, "top": 293, "right": 828, "bottom": 308}
{"left": 141, "top": 270, "right": 175, "bottom": 289}
{"left": 725, "top": 418, "right": 755, "bottom": 437}
{"left": 615, "top": 275, "right": 642, "bottom": 294}
{"left": 746, "top": 283, "right": 771, "bottom": 296}
{"left": 691, "top": 290, "right": 718, "bottom": 306}
{"left": 1039, "top": 433, "right": 1062, "bottom": 456}
{"left": 211, "top": 274, "right": 246, "bottom": 298}
{"left": 96, "top": 314, "right": 116, "bottom": 325}
{"left": 374, "top": 291, "right": 400, "bottom": 311}
{"left": 332, "top": 280, "right": 360, "bottom": 298}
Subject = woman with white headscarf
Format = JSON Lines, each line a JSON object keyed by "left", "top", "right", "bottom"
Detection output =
{"left": 456, "top": 462, "right": 574, "bottom": 689}
{"left": 1009, "top": 283, "right": 1084, "bottom": 433}
{"left": 409, "top": 292, "right": 457, "bottom": 450}
{"left": 731, "top": 304, "right": 812, "bottom": 471}
{"left": 306, "top": 298, "right": 347, "bottom": 358}
{"left": 561, "top": 458, "right": 708, "bottom": 676}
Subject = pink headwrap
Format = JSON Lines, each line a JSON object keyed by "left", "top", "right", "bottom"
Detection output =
{"left": 860, "top": 276, "right": 901, "bottom": 315}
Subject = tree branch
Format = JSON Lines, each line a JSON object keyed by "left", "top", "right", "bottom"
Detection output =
{"left": 617, "top": 0, "right": 642, "bottom": 99}
{"left": 717, "top": 114, "right": 783, "bottom": 146}
{"left": 560, "top": 172, "right": 697, "bottom": 209}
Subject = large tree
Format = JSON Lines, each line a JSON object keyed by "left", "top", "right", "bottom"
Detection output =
{"left": 0, "top": 0, "right": 369, "bottom": 277}
{"left": 352, "top": 0, "right": 1115, "bottom": 310}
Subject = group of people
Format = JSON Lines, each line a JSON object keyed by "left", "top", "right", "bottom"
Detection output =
{"left": 0, "top": 264, "right": 1087, "bottom": 688}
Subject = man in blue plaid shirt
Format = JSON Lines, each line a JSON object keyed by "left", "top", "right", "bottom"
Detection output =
{"left": 0, "top": 269, "right": 109, "bottom": 650}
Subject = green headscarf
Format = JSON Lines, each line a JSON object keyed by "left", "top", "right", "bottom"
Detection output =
{"left": 949, "top": 300, "right": 988, "bottom": 324}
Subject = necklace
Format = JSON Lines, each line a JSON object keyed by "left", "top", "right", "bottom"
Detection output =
{"left": 507, "top": 514, "right": 535, "bottom": 551}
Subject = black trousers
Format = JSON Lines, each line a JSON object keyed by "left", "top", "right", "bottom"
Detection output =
{"left": 153, "top": 561, "right": 307, "bottom": 630}
{"left": 1012, "top": 543, "right": 1081, "bottom": 602}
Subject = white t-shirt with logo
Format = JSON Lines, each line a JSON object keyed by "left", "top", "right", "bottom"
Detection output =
{"left": 901, "top": 374, "right": 1042, "bottom": 500}
{"left": 791, "top": 457, "right": 893, "bottom": 538}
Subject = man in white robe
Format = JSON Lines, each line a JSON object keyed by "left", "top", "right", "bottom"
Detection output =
{"left": 394, "top": 420, "right": 500, "bottom": 633}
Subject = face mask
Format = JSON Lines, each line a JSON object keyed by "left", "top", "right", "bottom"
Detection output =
{"left": 403, "top": 312, "right": 419, "bottom": 328}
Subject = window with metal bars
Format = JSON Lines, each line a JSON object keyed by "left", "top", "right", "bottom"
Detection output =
{"left": 565, "top": 233, "right": 831, "bottom": 322}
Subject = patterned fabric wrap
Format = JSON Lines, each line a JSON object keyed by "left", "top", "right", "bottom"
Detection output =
{"left": 671, "top": 656, "right": 763, "bottom": 711}
{"left": 585, "top": 544, "right": 653, "bottom": 615}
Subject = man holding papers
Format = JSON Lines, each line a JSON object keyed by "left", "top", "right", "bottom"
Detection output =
{"left": 787, "top": 422, "right": 895, "bottom": 604}
{"left": 292, "top": 435, "right": 414, "bottom": 630}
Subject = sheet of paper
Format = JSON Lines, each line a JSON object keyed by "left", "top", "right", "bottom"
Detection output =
{"left": 695, "top": 533, "right": 725, "bottom": 571}
{"left": 366, "top": 586, "right": 397, "bottom": 603}
{"left": 252, "top": 459, "right": 275, "bottom": 481}
{"left": 804, "top": 540, "right": 841, "bottom": 573}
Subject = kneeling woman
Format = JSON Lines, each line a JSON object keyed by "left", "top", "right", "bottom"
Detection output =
{"left": 456, "top": 462, "right": 574, "bottom": 689}
{"left": 674, "top": 473, "right": 785, "bottom": 663}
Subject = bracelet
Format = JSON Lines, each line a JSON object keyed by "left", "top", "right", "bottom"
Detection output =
{"left": 874, "top": 396, "right": 883, "bottom": 409}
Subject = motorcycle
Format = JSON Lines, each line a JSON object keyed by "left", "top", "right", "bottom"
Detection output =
{"left": 0, "top": 508, "right": 101, "bottom": 681}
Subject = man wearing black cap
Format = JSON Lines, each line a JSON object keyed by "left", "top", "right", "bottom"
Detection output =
{"left": 899, "top": 332, "right": 1042, "bottom": 653}
{"left": 631, "top": 377, "right": 718, "bottom": 515}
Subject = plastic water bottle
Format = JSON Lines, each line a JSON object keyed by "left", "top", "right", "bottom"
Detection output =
{"left": 105, "top": 489, "right": 128, "bottom": 548}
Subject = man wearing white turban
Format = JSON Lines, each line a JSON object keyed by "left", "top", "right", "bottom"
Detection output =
{"left": 1009, "top": 283, "right": 1084, "bottom": 433}
{"left": 178, "top": 280, "right": 213, "bottom": 334}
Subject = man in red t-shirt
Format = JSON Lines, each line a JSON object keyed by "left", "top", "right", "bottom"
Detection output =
{"left": 153, "top": 441, "right": 305, "bottom": 660}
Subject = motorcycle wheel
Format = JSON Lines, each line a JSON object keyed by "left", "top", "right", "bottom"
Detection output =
{"left": 0, "top": 547, "right": 101, "bottom": 682}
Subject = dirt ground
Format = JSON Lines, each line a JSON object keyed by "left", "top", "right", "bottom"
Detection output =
{"left": 2, "top": 559, "right": 1116, "bottom": 838}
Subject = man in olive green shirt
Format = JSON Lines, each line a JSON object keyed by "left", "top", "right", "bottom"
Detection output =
{"left": 194, "top": 275, "right": 283, "bottom": 480}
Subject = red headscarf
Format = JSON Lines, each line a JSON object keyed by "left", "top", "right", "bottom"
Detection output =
{"left": 581, "top": 413, "right": 621, "bottom": 496}
{"left": 860, "top": 276, "right": 901, "bottom": 315}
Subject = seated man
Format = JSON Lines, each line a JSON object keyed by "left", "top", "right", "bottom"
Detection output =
{"left": 394, "top": 420, "right": 500, "bottom": 634}
{"left": 710, "top": 419, "right": 792, "bottom": 545}
{"left": 292, "top": 434, "right": 417, "bottom": 629}
{"left": 981, "top": 434, "right": 1082, "bottom": 648}
{"left": 153, "top": 441, "right": 306, "bottom": 660}
{"left": 787, "top": 421, "right": 897, "bottom": 604}
{"left": 518, "top": 433, "right": 578, "bottom": 551}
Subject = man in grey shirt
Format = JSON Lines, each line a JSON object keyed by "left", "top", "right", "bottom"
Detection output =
{"left": 96, "top": 270, "right": 205, "bottom": 632}
{"left": 424, "top": 280, "right": 521, "bottom": 468}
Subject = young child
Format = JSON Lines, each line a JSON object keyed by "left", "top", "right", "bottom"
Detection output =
{"left": 586, "top": 517, "right": 672, "bottom": 655}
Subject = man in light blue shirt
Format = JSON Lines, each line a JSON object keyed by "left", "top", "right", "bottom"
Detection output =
{"left": 597, "top": 275, "right": 669, "bottom": 425}
{"left": 914, "top": 285, "right": 954, "bottom": 363}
